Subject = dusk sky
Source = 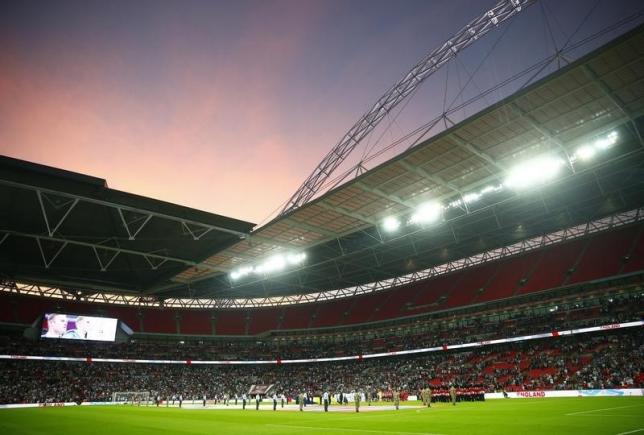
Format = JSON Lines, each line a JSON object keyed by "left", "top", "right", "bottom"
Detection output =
{"left": 2, "top": 0, "right": 642, "bottom": 225}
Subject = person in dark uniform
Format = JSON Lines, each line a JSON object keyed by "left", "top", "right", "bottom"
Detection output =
{"left": 242, "top": 393, "right": 247, "bottom": 410}
{"left": 323, "top": 391, "right": 329, "bottom": 412}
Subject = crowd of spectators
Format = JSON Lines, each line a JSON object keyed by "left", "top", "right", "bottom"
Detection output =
{"left": 0, "top": 290, "right": 640, "bottom": 404}
{"left": 0, "top": 292, "right": 639, "bottom": 361}
{"left": 0, "top": 329, "right": 641, "bottom": 404}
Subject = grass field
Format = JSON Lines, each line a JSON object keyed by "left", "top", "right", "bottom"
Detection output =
{"left": 1, "top": 397, "right": 643, "bottom": 435}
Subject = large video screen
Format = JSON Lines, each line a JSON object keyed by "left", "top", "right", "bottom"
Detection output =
{"left": 41, "top": 313, "right": 118, "bottom": 342}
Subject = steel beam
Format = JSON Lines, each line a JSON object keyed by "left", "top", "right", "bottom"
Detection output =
{"left": 315, "top": 201, "right": 379, "bottom": 227}
{"left": 447, "top": 131, "right": 506, "bottom": 172}
{"left": 581, "top": 64, "right": 644, "bottom": 148}
{"left": 397, "top": 159, "right": 463, "bottom": 194}
{"left": 278, "top": 217, "right": 338, "bottom": 238}
{"left": 355, "top": 181, "right": 415, "bottom": 209}
{"left": 36, "top": 191, "right": 79, "bottom": 237}
{"left": 117, "top": 208, "right": 153, "bottom": 240}
{"left": 280, "top": 0, "right": 536, "bottom": 214}
{"left": 507, "top": 101, "right": 573, "bottom": 161}
{"left": 2, "top": 230, "right": 216, "bottom": 271}
{"left": 35, "top": 238, "right": 68, "bottom": 269}
{"left": 0, "top": 179, "right": 249, "bottom": 238}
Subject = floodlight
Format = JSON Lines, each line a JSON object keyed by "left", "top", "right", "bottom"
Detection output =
{"left": 382, "top": 216, "right": 401, "bottom": 232}
{"left": 230, "top": 266, "right": 252, "bottom": 280}
{"left": 595, "top": 131, "right": 618, "bottom": 150}
{"left": 287, "top": 252, "right": 306, "bottom": 265}
{"left": 575, "top": 145, "right": 596, "bottom": 161}
{"left": 462, "top": 193, "right": 481, "bottom": 204}
{"left": 504, "top": 155, "right": 565, "bottom": 190}
{"left": 410, "top": 202, "right": 442, "bottom": 224}
{"left": 261, "top": 255, "right": 286, "bottom": 273}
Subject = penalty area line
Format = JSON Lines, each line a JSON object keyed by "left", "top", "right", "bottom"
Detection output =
{"left": 616, "top": 430, "right": 644, "bottom": 435}
{"left": 265, "top": 424, "right": 446, "bottom": 435}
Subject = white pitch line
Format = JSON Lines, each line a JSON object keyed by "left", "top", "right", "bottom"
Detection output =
{"left": 570, "top": 415, "right": 644, "bottom": 417}
{"left": 616, "top": 429, "right": 644, "bottom": 435}
{"left": 565, "top": 405, "right": 644, "bottom": 416}
{"left": 265, "top": 424, "right": 445, "bottom": 435}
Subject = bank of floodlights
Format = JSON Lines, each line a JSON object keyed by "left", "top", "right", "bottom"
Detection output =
{"left": 382, "top": 216, "right": 402, "bottom": 233}
{"left": 230, "top": 252, "right": 307, "bottom": 280}
{"left": 239, "top": 131, "right": 619, "bottom": 278}
{"left": 571, "top": 130, "right": 618, "bottom": 163}
{"left": 381, "top": 130, "right": 619, "bottom": 234}
{"left": 409, "top": 201, "right": 443, "bottom": 225}
{"left": 504, "top": 155, "right": 566, "bottom": 190}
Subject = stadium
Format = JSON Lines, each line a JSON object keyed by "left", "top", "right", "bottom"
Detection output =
{"left": 1, "top": 0, "right": 643, "bottom": 434}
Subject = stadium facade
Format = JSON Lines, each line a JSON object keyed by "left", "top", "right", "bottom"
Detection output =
{"left": 0, "top": 12, "right": 643, "bottom": 416}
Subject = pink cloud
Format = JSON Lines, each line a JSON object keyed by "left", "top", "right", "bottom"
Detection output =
{"left": 0, "top": 4, "right": 337, "bottom": 224}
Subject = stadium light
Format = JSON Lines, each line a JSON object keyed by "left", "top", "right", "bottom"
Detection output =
{"left": 462, "top": 192, "right": 481, "bottom": 204}
{"left": 409, "top": 202, "right": 443, "bottom": 224}
{"left": 230, "top": 266, "right": 253, "bottom": 280}
{"left": 447, "top": 184, "right": 503, "bottom": 210}
{"left": 230, "top": 252, "right": 306, "bottom": 280}
{"left": 572, "top": 130, "right": 618, "bottom": 162}
{"left": 256, "top": 254, "right": 286, "bottom": 274}
{"left": 575, "top": 145, "right": 596, "bottom": 161}
{"left": 595, "top": 130, "right": 618, "bottom": 150}
{"left": 504, "top": 155, "right": 565, "bottom": 190}
{"left": 286, "top": 252, "right": 306, "bottom": 265}
{"left": 382, "top": 216, "right": 401, "bottom": 232}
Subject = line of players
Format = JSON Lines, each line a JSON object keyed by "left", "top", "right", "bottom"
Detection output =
{"left": 153, "top": 386, "right": 464, "bottom": 411}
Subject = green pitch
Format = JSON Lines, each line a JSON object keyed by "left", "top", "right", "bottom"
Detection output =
{"left": 1, "top": 397, "right": 643, "bottom": 435}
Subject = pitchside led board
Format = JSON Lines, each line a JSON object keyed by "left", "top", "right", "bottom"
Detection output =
{"left": 41, "top": 313, "right": 118, "bottom": 342}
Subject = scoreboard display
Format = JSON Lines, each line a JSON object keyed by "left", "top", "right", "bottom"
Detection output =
{"left": 41, "top": 313, "right": 118, "bottom": 342}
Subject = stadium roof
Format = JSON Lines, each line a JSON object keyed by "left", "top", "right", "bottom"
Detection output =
{"left": 2, "top": 24, "right": 644, "bottom": 304}
{"left": 0, "top": 156, "right": 255, "bottom": 294}
{"left": 161, "top": 23, "right": 644, "bottom": 299}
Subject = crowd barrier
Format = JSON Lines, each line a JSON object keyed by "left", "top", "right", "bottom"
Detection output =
{"left": 0, "top": 402, "right": 118, "bottom": 409}
{"left": 1, "top": 389, "right": 642, "bottom": 408}
{"left": 485, "top": 388, "right": 643, "bottom": 399}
